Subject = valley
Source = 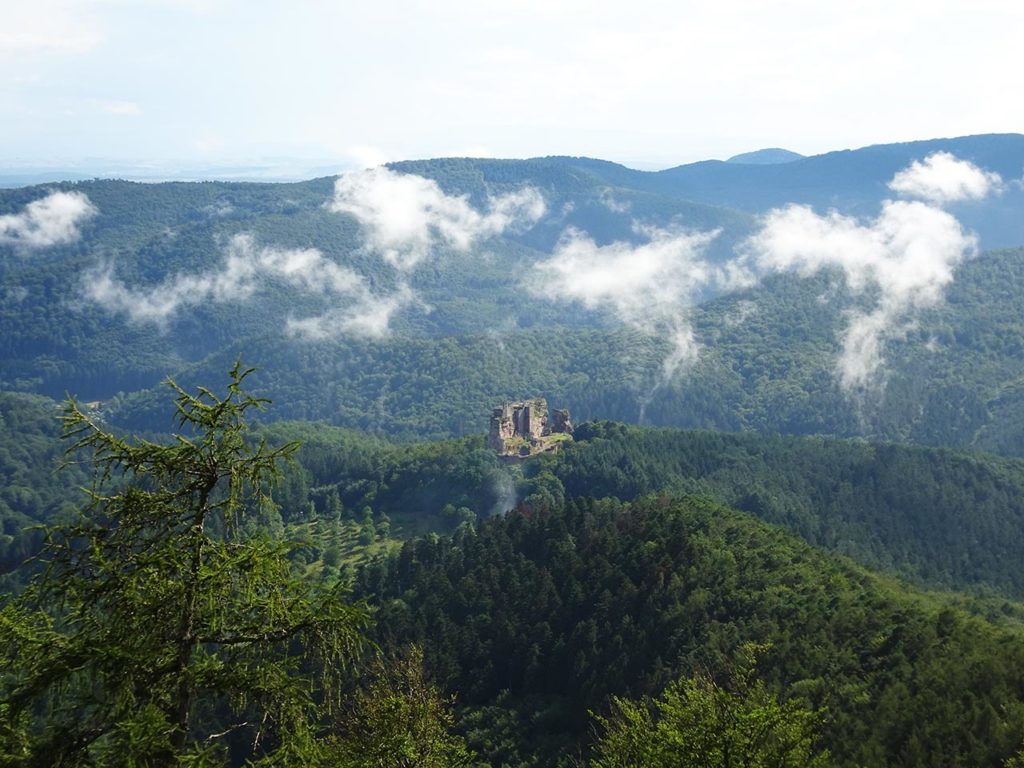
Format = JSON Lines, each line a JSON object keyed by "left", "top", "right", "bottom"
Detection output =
{"left": 4, "top": 134, "right": 1024, "bottom": 766}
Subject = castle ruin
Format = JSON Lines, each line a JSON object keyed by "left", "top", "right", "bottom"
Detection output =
{"left": 489, "top": 398, "right": 573, "bottom": 458}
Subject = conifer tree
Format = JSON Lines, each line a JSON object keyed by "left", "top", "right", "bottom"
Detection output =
{"left": 0, "top": 364, "right": 369, "bottom": 766}
{"left": 330, "top": 645, "right": 475, "bottom": 768}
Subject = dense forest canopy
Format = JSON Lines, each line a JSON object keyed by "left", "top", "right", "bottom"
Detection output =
{"left": 357, "top": 495, "right": 1024, "bottom": 767}
{"left": 10, "top": 375, "right": 1024, "bottom": 766}
{"left": 9, "top": 384, "right": 1024, "bottom": 601}
{"left": 4, "top": 134, "right": 1024, "bottom": 765}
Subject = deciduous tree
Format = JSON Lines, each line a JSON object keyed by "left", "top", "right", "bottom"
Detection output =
{"left": 590, "top": 648, "right": 828, "bottom": 768}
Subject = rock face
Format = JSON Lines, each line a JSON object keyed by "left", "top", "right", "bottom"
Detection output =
{"left": 551, "top": 408, "right": 573, "bottom": 436}
{"left": 489, "top": 399, "right": 573, "bottom": 458}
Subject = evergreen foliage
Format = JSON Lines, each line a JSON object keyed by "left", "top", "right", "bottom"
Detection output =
{"left": 0, "top": 364, "right": 371, "bottom": 766}
{"left": 358, "top": 495, "right": 1024, "bottom": 767}
{"left": 539, "top": 422, "right": 1024, "bottom": 597}
{"left": 329, "top": 645, "right": 475, "bottom": 768}
{"left": 0, "top": 391, "right": 89, "bottom": 581}
{"left": 249, "top": 417, "right": 1024, "bottom": 601}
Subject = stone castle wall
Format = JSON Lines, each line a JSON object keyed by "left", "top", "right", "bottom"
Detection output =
{"left": 489, "top": 398, "right": 573, "bottom": 456}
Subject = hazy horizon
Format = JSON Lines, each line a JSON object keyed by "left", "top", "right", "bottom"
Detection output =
{"left": 6, "top": 133, "right": 1022, "bottom": 188}
{"left": 3, "top": 1, "right": 1021, "bottom": 175}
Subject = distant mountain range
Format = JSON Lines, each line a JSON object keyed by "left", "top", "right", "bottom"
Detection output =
{"left": 2, "top": 133, "right": 1023, "bottom": 454}
{"left": 395, "top": 132, "right": 1024, "bottom": 249}
{"left": 726, "top": 147, "right": 805, "bottom": 164}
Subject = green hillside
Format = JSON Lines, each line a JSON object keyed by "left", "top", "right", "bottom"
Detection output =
{"left": 257, "top": 414, "right": 1024, "bottom": 601}
{"left": 358, "top": 494, "right": 1024, "bottom": 767}
{"left": 95, "top": 248, "right": 1024, "bottom": 455}
{"left": 12, "top": 374, "right": 1024, "bottom": 603}
{"left": 536, "top": 422, "right": 1024, "bottom": 597}
{"left": 0, "top": 392, "right": 89, "bottom": 580}
{"left": 7, "top": 366, "right": 1024, "bottom": 767}
{"left": 3, "top": 139, "right": 1024, "bottom": 458}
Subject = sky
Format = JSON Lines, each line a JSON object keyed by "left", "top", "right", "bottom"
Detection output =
{"left": 1, "top": 0, "right": 1022, "bottom": 173}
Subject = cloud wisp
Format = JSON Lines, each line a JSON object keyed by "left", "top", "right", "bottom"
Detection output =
{"left": 284, "top": 283, "right": 416, "bottom": 340}
{"left": 83, "top": 169, "right": 544, "bottom": 340}
{"left": 0, "top": 191, "right": 97, "bottom": 249}
{"left": 888, "top": 151, "right": 1003, "bottom": 204}
{"left": 745, "top": 152, "right": 997, "bottom": 391}
{"left": 531, "top": 223, "right": 747, "bottom": 380}
{"left": 528, "top": 152, "right": 997, "bottom": 398}
{"left": 83, "top": 233, "right": 402, "bottom": 338}
{"left": 330, "top": 167, "right": 546, "bottom": 270}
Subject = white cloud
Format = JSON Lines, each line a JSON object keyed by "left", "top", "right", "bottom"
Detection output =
{"left": 83, "top": 233, "right": 401, "bottom": 337}
{"left": 888, "top": 151, "right": 1002, "bottom": 204}
{"left": 531, "top": 223, "right": 743, "bottom": 377}
{"left": 745, "top": 197, "right": 976, "bottom": 391}
{"left": 533, "top": 224, "right": 718, "bottom": 317}
{"left": 599, "top": 188, "right": 631, "bottom": 213}
{"left": 329, "top": 167, "right": 546, "bottom": 270}
{"left": 285, "top": 284, "right": 415, "bottom": 340}
{"left": 0, "top": 191, "right": 97, "bottom": 249}
{"left": 202, "top": 199, "right": 234, "bottom": 217}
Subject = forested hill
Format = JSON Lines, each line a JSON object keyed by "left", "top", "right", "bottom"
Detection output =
{"left": 532, "top": 422, "right": 1024, "bottom": 598}
{"left": 395, "top": 133, "right": 1024, "bottom": 248}
{"left": 104, "top": 247, "right": 1024, "bottom": 455}
{"left": 8, "top": 370, "right": 1024, "bottom": 767}
{"left": 2, "top": 133, "right": 1024, "bottom": 457}
{"left": 0, "top": 392, "right": 88, "bottom": 578}
{"left": 357, "top": 495, "right": 1024, "bottom": 767}
{"left": 9, "top": 383, "right": 1024, "bottom": 603}
{"left": 0, "top": 171, "right": 749, "bottom": 399}
{"left": 265, "top": 415, "right": 1024, "bottom": 602}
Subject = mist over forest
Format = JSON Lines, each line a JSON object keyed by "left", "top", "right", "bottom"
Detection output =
{"left": 4, "top": 130, "right": 1024, "bottom": 766}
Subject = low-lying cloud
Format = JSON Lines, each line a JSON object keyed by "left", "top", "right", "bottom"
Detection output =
{"left": 82, "top": 169, "right": 546, "bottom": 340}
{"left": 529, "top": 152, "right": 996, "bottom": 397}
{"left": 284, "top": 284, "right": 416, "bottom": 340}
{"left": 0, "top": 191, "right": 96, "bottom": 249}
{"left": 76, "top": 152, "right": 1000, "bottom": 374}
{"left": 745, "top": 196, "right": 978, "bottom": 391}
{"left": 84, "top": 233, "right": 398, "bottom": 337}
{"left": 330, "top": 167, "right": 546, "bottom": 270}
{"left": 531, "top": 223, "right": 746, "bottom": 378}
{"left": 888, "top": 151, "right": 1003, "bottom": 204}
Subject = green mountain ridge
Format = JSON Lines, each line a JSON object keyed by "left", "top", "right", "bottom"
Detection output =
{"left": 3, "top": 134, "right": 1024, "bottom": 457}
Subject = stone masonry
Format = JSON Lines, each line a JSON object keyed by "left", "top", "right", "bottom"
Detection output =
{"left": 489, "top": 398, "right": 573, "bottom": 457}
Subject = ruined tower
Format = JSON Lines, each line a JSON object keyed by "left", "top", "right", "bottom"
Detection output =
{"left": 488, "top": 398, "right": 573, "bottom": 457}
{"left": 488, "top": 398, "right": 548, "bottom": 453}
